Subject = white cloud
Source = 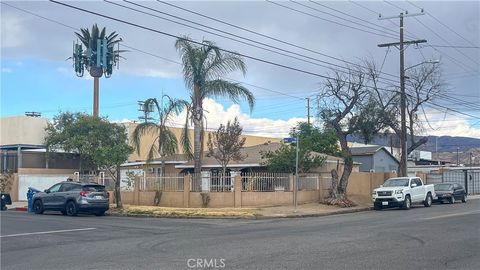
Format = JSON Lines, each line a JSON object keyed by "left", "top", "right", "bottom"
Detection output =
{"left": 421, "top": 110, "right": 480, "bottom": 139}
{"left": 168, "top": 98, "right": 306, "bottom": 138}
{"left": 1, "top": 68, "right": 12, "bottom": 73}
{"left": 0, "top": 13, "right": 28, "bottom": 48}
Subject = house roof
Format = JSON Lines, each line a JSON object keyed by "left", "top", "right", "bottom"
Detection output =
{"left": 175, "top": 142, "right": 348, "bottom": 169}
{"left": 351, "top": 145, "right": 399, "bottom": 163}
{"left": 350, "top": 146, "right": 384, "bottom": 156}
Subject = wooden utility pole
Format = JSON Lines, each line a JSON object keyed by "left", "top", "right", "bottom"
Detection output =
{"left": 378, "top": 10, "right": 426, "bottom": 177}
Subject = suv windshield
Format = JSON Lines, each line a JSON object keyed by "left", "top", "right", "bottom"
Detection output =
{"left": 383, "top": 178, "right": 409, "bottom": 187}
{"left": 83, "top": 185, "right": 105, "bottom": 192}
{"left": 434, "top": 184, "right": 453, "bottom": 191}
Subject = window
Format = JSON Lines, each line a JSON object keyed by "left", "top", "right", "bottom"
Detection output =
{"left": 60, "top": 183, "right": 81, "bottom": 192}
{"left": 413, "top": 178, "right": 423, "bottom": 186}
{"left": 48, "top": 184, "right": 62, "bottom": 193}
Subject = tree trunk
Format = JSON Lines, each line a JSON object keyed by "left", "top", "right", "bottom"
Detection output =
{"left": 115, "top": 166, "right": 123, "bottom": 209}
{"left": 330, "top": 169, "right": 339, "bottom": 198}
{"left": 193, "top": 84, "right": 204, "bottom": 182}
{"left": 334, "top": 126, "right": 352, "bottom": 199}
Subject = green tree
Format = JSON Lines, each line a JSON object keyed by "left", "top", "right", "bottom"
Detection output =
{"left": 175, "top": 37, "right": 255, "bottom": 179}
{"left": 45, "top": 112, "right": 132, "bottom": 208}
{"left": 131, "top": 95, "right": 188, "bottom": 177}
{"left": 295, "top": 122, "right": 341, "bottom": 157}
{"left": 207, "top": 117, "right": 246, "bottom": 183}
{"left": 261, "top": 123, "right": 329, "bottom": 173}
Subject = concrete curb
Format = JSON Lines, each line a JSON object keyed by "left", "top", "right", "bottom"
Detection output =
{"left": 106, "top": 207, "right": 372, "bottom": 220}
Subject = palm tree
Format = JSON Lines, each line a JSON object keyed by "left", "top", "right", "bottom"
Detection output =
{"left": 131, "top": 95, "right": 188, "bottom": 179}
{"left": 74, "top": 24, "right": 124, "bottom": 117}
{"left": 175, "top": 37, "right": 255, "bottom": 179}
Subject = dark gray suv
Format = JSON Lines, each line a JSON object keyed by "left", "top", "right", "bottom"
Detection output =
{"left": 32, "top": 181, "right": 109, "bottom": 216}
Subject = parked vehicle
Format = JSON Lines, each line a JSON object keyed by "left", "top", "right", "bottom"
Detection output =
{"left": 32, "top": 181, "right": 109, "bottom": 216}
{"left": 433, "top": 183, "right": 467, "bottom": 204}
{"left": 372, "top": 177, "right": 435, "bottom": 210}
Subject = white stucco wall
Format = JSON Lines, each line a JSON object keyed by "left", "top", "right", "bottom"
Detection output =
{"left": 0, "top": 116, "right": 49, "bottom": 146}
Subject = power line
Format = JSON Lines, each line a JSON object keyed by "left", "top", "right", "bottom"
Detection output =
{"left": 363, "top": 1, "right": 480, "bottom": 75}
{"left": 407, "top": 0, "right": 480, "bottom": 48}
{"left": 1, "top": 1, "right": 305, "bottom": 102}
{"left": 382, "top": 0, "right": 479, "bottom": 72}
{"left": 290, "top": 0, "right": 399, "bottom": 38}
{"left": 156, "top": 0, "right": 399, "bottom": 80}
{"left": 113, "top": 0, "right": 401, "bottom": 85}
{"left": 266, "top": 0, "right": 398, "bottom": 39}
{"left": 6, "top": 2, "right": 479, "bottom": 123}
{"left": 430, "top": 45, "right": 480, "bottom": 49}
{"left": 309, "top": 1, "right": 399, "bottom": 36}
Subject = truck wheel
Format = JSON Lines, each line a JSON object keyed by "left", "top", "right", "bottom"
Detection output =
{"left": 374, "top": 204, "right": 382, "bottom": 211}
{"left": 33, "top": 200, "right": 44, "bottom": 214}
{"left": 461, "top": 195, "right": 467, "bottom": 203}
{"left": 65, "top": 201, "right": 78, "bottom": 216}
{"left": 450, "top": 196, "right": 455, "bottom": 204}
{"left": 402, "top": 195, "right": 411, "bottom": 210}
{"left": 424, "top": 193, "right": 432, "bottom": 207}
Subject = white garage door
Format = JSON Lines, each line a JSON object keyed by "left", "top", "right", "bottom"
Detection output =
{"left": 18, "top": 175, "right": 71, "bottom": 201}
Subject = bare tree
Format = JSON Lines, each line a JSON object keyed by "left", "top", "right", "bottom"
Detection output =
{"left": 367, "top": 61, "right": 444, "bottom": 175}
{"left": 318, "top": 66, "right": 369, "bottom": 203}
{"left": 207, "top": 117, "right": 246, "bottom": 190}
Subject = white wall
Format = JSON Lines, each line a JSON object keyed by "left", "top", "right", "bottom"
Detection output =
{"left": 0, "top": 116, "right": 49, "bottom": 146}
{"left": 18, "top": 175, "right": 70, "bottom": 201}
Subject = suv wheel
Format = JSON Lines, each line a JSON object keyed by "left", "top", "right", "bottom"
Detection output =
{"left": 462, "top": 195, "right": 467, "bottom": 203}
{"left": 33, "top": 200, "right": 44, "bottom": 214}
{"left": 402, "top": 195, "right": 411, "bottom": 210}
{"left": 450, "top": 196, "right": 455, "bottom": 204}
{"left": 65, "top": 201, "right": 78, "bottom": 216}
{"left": 374, "top": 204, "right": 382, "bottom": 211}
{"left": 94, "top": 210, "right": 105, "bottom": 216}
{"left": 424, "top": 193, "right": 432, "bottom": 207}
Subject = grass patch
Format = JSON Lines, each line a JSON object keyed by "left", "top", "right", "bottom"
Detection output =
{"left": 109, "top": 205, "right": 260, "bottom": 218}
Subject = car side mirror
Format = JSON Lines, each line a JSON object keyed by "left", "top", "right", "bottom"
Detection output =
{"left": 379, "top": 185, "right": 383, "bottom": 188}
{"left": 411, "top": 183, "right": 417, "bottom": 188}
{"left": 44, "top": 189, "right": 50, "bottom": 193}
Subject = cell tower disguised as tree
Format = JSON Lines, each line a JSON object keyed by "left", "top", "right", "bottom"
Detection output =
{"left": 71, "top": 24, "right": 124, "bottom": 117}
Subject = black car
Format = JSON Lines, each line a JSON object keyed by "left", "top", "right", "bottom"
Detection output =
{"left": 32, "top": 181, "right": 109, "bottom": 216}
{"left": 433, "top": 183, "right": 467, "bottom": 204}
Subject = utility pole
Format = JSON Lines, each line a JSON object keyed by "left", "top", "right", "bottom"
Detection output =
{"left": 306, "top": 97, "right": 311, "bottom": 125}
{"left": 294, "top": 130, "right": 299, "bottom": 213}
{"left": 457, "top": 147, "right": 460, "bottom": 166}
{"left": 378, "top": 9, "right": 426, "bottom": 177}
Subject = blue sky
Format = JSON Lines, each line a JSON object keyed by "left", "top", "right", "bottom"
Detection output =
{"left": 1, "top": 1, "right": 479, "bottom": 138}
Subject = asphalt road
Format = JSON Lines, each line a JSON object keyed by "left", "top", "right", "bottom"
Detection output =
{"left": 1, "top": 200, "right": 479, "bottom": 270}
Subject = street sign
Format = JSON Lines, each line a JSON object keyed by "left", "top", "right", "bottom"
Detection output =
{"left": 283, "top": 137, "right": 297, "bottom": 143}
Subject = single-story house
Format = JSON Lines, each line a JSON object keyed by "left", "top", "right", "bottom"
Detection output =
{"left": 351, "top": 145, "right": 399, "bottom": 173}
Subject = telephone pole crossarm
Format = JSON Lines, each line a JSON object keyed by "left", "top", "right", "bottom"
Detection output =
{"left": 378, "top": 39, "right": 427, "bottom": 48}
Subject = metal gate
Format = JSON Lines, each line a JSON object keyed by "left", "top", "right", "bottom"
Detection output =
{"left": 427, "top": 170, "right": 480, "bottom": 195}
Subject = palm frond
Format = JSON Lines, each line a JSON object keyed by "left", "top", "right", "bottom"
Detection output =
{"left": 130, "top": 122, "right": 160, "bottom": 155}
{"left": 203, "top": 79, "right": 255, "bottom": 111}
{"left": 181, "top": 108, "right": 193, "bottom": 160}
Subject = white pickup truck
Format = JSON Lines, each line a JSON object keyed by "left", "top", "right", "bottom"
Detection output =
{"left": 372, "top": 177, "right": 435, "bottom": 210}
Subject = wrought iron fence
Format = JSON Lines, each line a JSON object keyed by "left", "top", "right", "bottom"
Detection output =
{"left": 190, "top": 173, "right": 232, "bottom": 192}
{"left": 140, "top": 174, "right": 184, "bottom": 191}
{"left": 241, "top": 172, "right": 291, "bottom": 192}
{"left": 297, "top": 174, "right": 319, "bottom": 191}
{"left": 427, "top": 170, "right": 480, "bottom": 194}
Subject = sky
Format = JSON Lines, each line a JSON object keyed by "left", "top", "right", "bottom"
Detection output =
{"left": 1, "top": 0, "right": 479, "bottom": 138}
